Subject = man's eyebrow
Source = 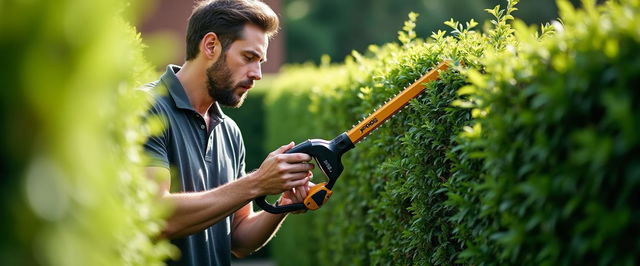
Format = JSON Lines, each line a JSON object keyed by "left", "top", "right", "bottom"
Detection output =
{"left": 245, "top": 50, "right": 267, "bottom": 63}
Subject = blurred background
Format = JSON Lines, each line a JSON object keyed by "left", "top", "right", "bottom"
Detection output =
{"left": 139, "top": 0, "right": 586, "bottom": 72}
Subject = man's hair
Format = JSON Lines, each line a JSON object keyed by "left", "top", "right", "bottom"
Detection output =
{"left": 185, "top": 0, "right": 279, "bottom": 61}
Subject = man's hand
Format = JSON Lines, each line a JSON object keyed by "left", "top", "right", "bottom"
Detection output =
{"left": 278, "top": 171, "right": 315, "bottom": 214}
{"left": 251, "top": 142, "right": 315, "bottom": 197}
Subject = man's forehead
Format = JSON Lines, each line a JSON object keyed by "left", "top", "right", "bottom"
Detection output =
{"left": 235, "top": 24, "right": 268, "bottom": 54}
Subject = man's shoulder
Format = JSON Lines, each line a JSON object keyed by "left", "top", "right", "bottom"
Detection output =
{"left": 221, "top": 114, "right": 237, "bottom": 127}
{"left": 139, "top": 80, "right": 174, "bottom": 114}
{"left": 140, "top": 80, "right": 166, "bottom": 99}
{"left": 220, "top": 116, "right": 244, "bottom": 142}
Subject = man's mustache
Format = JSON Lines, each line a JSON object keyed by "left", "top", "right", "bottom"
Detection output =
{"left": 236, "top": 79, "right": 253, "bottom": 89}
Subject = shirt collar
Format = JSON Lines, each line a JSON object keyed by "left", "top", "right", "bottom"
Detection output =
{"left": 160, "top": 64, "right": 226, "bottom": 121}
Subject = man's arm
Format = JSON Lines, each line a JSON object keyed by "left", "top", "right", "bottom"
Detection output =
{"left": 229, "top": 180, "right": 311, "bottom": 258}
{"left": 146, "top": 166, "right": 256, "bottom": 238}
{"left": 229, "top": 202, "right": 286, "bottom": 258}
{"left": 147, "top": 143, "right": 313, "bottom": 239}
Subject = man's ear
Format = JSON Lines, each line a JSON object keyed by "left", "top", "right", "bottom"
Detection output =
{"left": 200, "top": 32, "right": 220, "bottom": 60}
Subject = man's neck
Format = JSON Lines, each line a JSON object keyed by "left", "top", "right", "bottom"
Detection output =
{"left": 175, "top": 61, "right": 214, "bottom": 116}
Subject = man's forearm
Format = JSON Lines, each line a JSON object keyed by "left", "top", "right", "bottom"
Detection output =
{"left": 160, "top": 176, "right": 260, "bottom": 239}
{"left": 231, "top": 206, "right": 287, "bottom": 258}
{"left": 146, "top": 143, "right": 314, "bottom": 240}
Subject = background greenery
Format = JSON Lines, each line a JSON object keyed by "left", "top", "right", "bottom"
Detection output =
{"left": 256, "top": 0, "right": 640, "bottom": 264}
{"left": 222, "top": 77, "right": 274, "bottom": 172}
{"left": 282, "top": 0, "right": 602, "bottom": 63}
{"left": 0, "top": 0, "right": 176, "bottom": 265}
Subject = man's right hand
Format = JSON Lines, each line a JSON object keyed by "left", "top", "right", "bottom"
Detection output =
{"left": 250, "top": 142, "right": 315, "bottom": 196}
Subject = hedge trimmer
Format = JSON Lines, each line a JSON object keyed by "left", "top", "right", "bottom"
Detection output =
{"left": 255, "top": 60, "right": 459, "bottom": 214}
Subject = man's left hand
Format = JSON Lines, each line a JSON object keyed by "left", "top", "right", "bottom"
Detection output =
{"left": 278, "top": 171, "right": 314, "bottom": 214}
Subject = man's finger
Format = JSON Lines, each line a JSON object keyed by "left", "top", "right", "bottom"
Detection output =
{"left": 295, "top": 186, "right": 305, "bottom": 202}
{"left": 285, "top": 171, "right": 312, "bottom": 182}
{"left": 274, "top": 142, "right": 295, "bottom": 155}
{"left": 285, "top": 162, "right": 314, "bottom": 173}
{"left": 304, "top": 175, "right": 312, "bottom": 194}
{"left": 286, "top": 176, "right": 310, "bottom": 189}
{"left": 278, "top": 153, "right": 312, "bottom": 163}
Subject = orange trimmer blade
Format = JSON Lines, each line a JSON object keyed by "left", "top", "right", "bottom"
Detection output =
{"left": 346, "top": 60, "right": 453, "bottom": 144}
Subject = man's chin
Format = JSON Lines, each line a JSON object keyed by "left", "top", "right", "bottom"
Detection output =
{"left": 234, "top": 94, "right": 247, "bottom": 108}
{"left": 220, "top": 94, "right": 246, "bottom": 108}
{"left": 236, "top": 91, "right": 249, "bottom": 106}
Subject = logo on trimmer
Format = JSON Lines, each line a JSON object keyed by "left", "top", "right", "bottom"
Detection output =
{"left": 322, "top": 160, "right": 333, "bottom": 172}
{"left": 359, "top": 117, "right": 378, "bottom": 133}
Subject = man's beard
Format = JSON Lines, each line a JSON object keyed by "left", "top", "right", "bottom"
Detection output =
{"left": 206, "top": 54, "right": 252, "bottom": 108}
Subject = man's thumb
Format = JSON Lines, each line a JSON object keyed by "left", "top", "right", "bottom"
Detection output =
{"left": 275, "top": 141, "right": 295, "bottom": 154}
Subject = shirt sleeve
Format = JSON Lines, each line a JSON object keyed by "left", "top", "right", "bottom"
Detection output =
{"left": 228, "top": 118, "right": 247, "bottom": 179}
{"left": 143, "top": 106, "right": 170, "bottom": 169}
{"left": 144, "top": 133, "right": 169, "bottom": 169}
{"left": 237, "top": 137, "right": 247, "bottom": 178}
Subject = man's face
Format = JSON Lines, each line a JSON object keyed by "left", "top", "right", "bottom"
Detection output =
{"left": 207, "top": 24, "right": 268, "bottom": 107}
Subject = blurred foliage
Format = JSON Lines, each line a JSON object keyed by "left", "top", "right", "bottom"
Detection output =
{"left": 264, "top": 0, "right": 640, "bottom": 264}
{"left": 0, "top": 0, "right": 176, "bottom": 265}
{"left": 283, "top": 0, "right": 595, "bottom": 63}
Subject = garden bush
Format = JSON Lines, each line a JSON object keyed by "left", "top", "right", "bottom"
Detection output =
{"left": 0, "top": 0, "right": 175, "bottom": 265}
{"left": 266, "top": 0, "right": 639, "bottom": 265}
{"left": 269, "top": 8, "right": 484, "bottom": 266}
{"left": 222, "top": 77, "right": 273, "bottom": 171}
{"left": 452, "top": 0, "right": 640, "bottom": 264}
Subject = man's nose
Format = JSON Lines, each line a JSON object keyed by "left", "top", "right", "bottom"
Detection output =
{"left": 248, "top": 62, "right": 262, "bottom": 80}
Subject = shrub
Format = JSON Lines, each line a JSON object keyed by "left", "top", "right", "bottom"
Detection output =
{"left": 222, "top": 77, "right": 273, "bottom": 171}
{"left": 268, "top": 9, "right": 485, "bottom": 266}
{"left": 452, "top": 0, "right": 640, "bottom": 264}
{"left": 0, "top": 1, "right": 175, "bottom": 265}
{"left": 266, "top": 0, "right": 640, "bottom": 265}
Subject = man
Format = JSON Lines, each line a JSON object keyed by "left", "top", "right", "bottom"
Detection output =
{"left": 143, "top": 0, "right": 315, "bottom": 265}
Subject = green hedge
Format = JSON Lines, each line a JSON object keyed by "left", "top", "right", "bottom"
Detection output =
{"left": 0, "top": 1, "right": 175, "bottom": 265}
{"left": 222, "top": 77, "right": 273, "bottom": 171}
{"left": 266, "top": 0, "right": 640, "bottom": 265}
{"left": 451, "top": 0, "right": 640, "bottom": 264}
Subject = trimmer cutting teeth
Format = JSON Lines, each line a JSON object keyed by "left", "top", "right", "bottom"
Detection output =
{"left": 255, "top": 60, "right": 460, "bottom": 213}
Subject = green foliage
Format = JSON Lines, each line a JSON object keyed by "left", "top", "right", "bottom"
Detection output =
{"left": 222, "top": 77, "right": 273, "bottom": 171}
{"left": 268, "top": 10, "right": 478, "bottom": 266}
{"left": 0, "top": 0, "right": 176, "bottom": 265}
{"left": 266, "top": 0, "right": 640, "bottom": 265}
{"left": 267, "top": 61, "right": 358, "bottom": 266}
{"left": 283, "top": 0, "right": 585, "bottom": 63}
{"left": 453, "top": 0, "right": 640, "bottom": 264}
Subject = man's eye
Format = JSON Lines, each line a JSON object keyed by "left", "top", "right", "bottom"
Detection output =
{"left": 245, "top": 55, "right": 254, "bottom": 61}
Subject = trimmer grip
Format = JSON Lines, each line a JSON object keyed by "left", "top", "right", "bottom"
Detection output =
{"left": 254, "top": 196, "right": 306, "bottom": 214}
{"left": 286, "top": 133, "right": 354, "bottom": 184}
{"left": 303, "top": 182, "right": 332, "bottom": 210}
{"left": 254, "top": 133, "right": 354, "bottom": 214}
{"left": 287, "top": 140, "right": 313, "bottom": 154}
{"left": 253, "top": 141, "right": 313, "bottom": 214}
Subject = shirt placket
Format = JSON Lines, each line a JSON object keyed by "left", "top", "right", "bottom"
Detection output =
{"left": 191, "top": 111, "right": 210, "bottom": 189}
{"left": 192, "top": 112, "right": 207, "bottom": 148}
{"left": 205, "top": 114, "right": 221, "bottom": 161}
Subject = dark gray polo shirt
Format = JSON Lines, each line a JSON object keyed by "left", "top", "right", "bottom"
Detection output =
{"left": 143, "top": 65, "right": 246, "bottom": 266}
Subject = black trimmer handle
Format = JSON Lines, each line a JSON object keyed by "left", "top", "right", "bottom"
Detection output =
{"left": 253, "top": 133, "right": 355, "bottom": 214}
{"left": 254, "top": 196, "right": 306, "bottom": 214}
